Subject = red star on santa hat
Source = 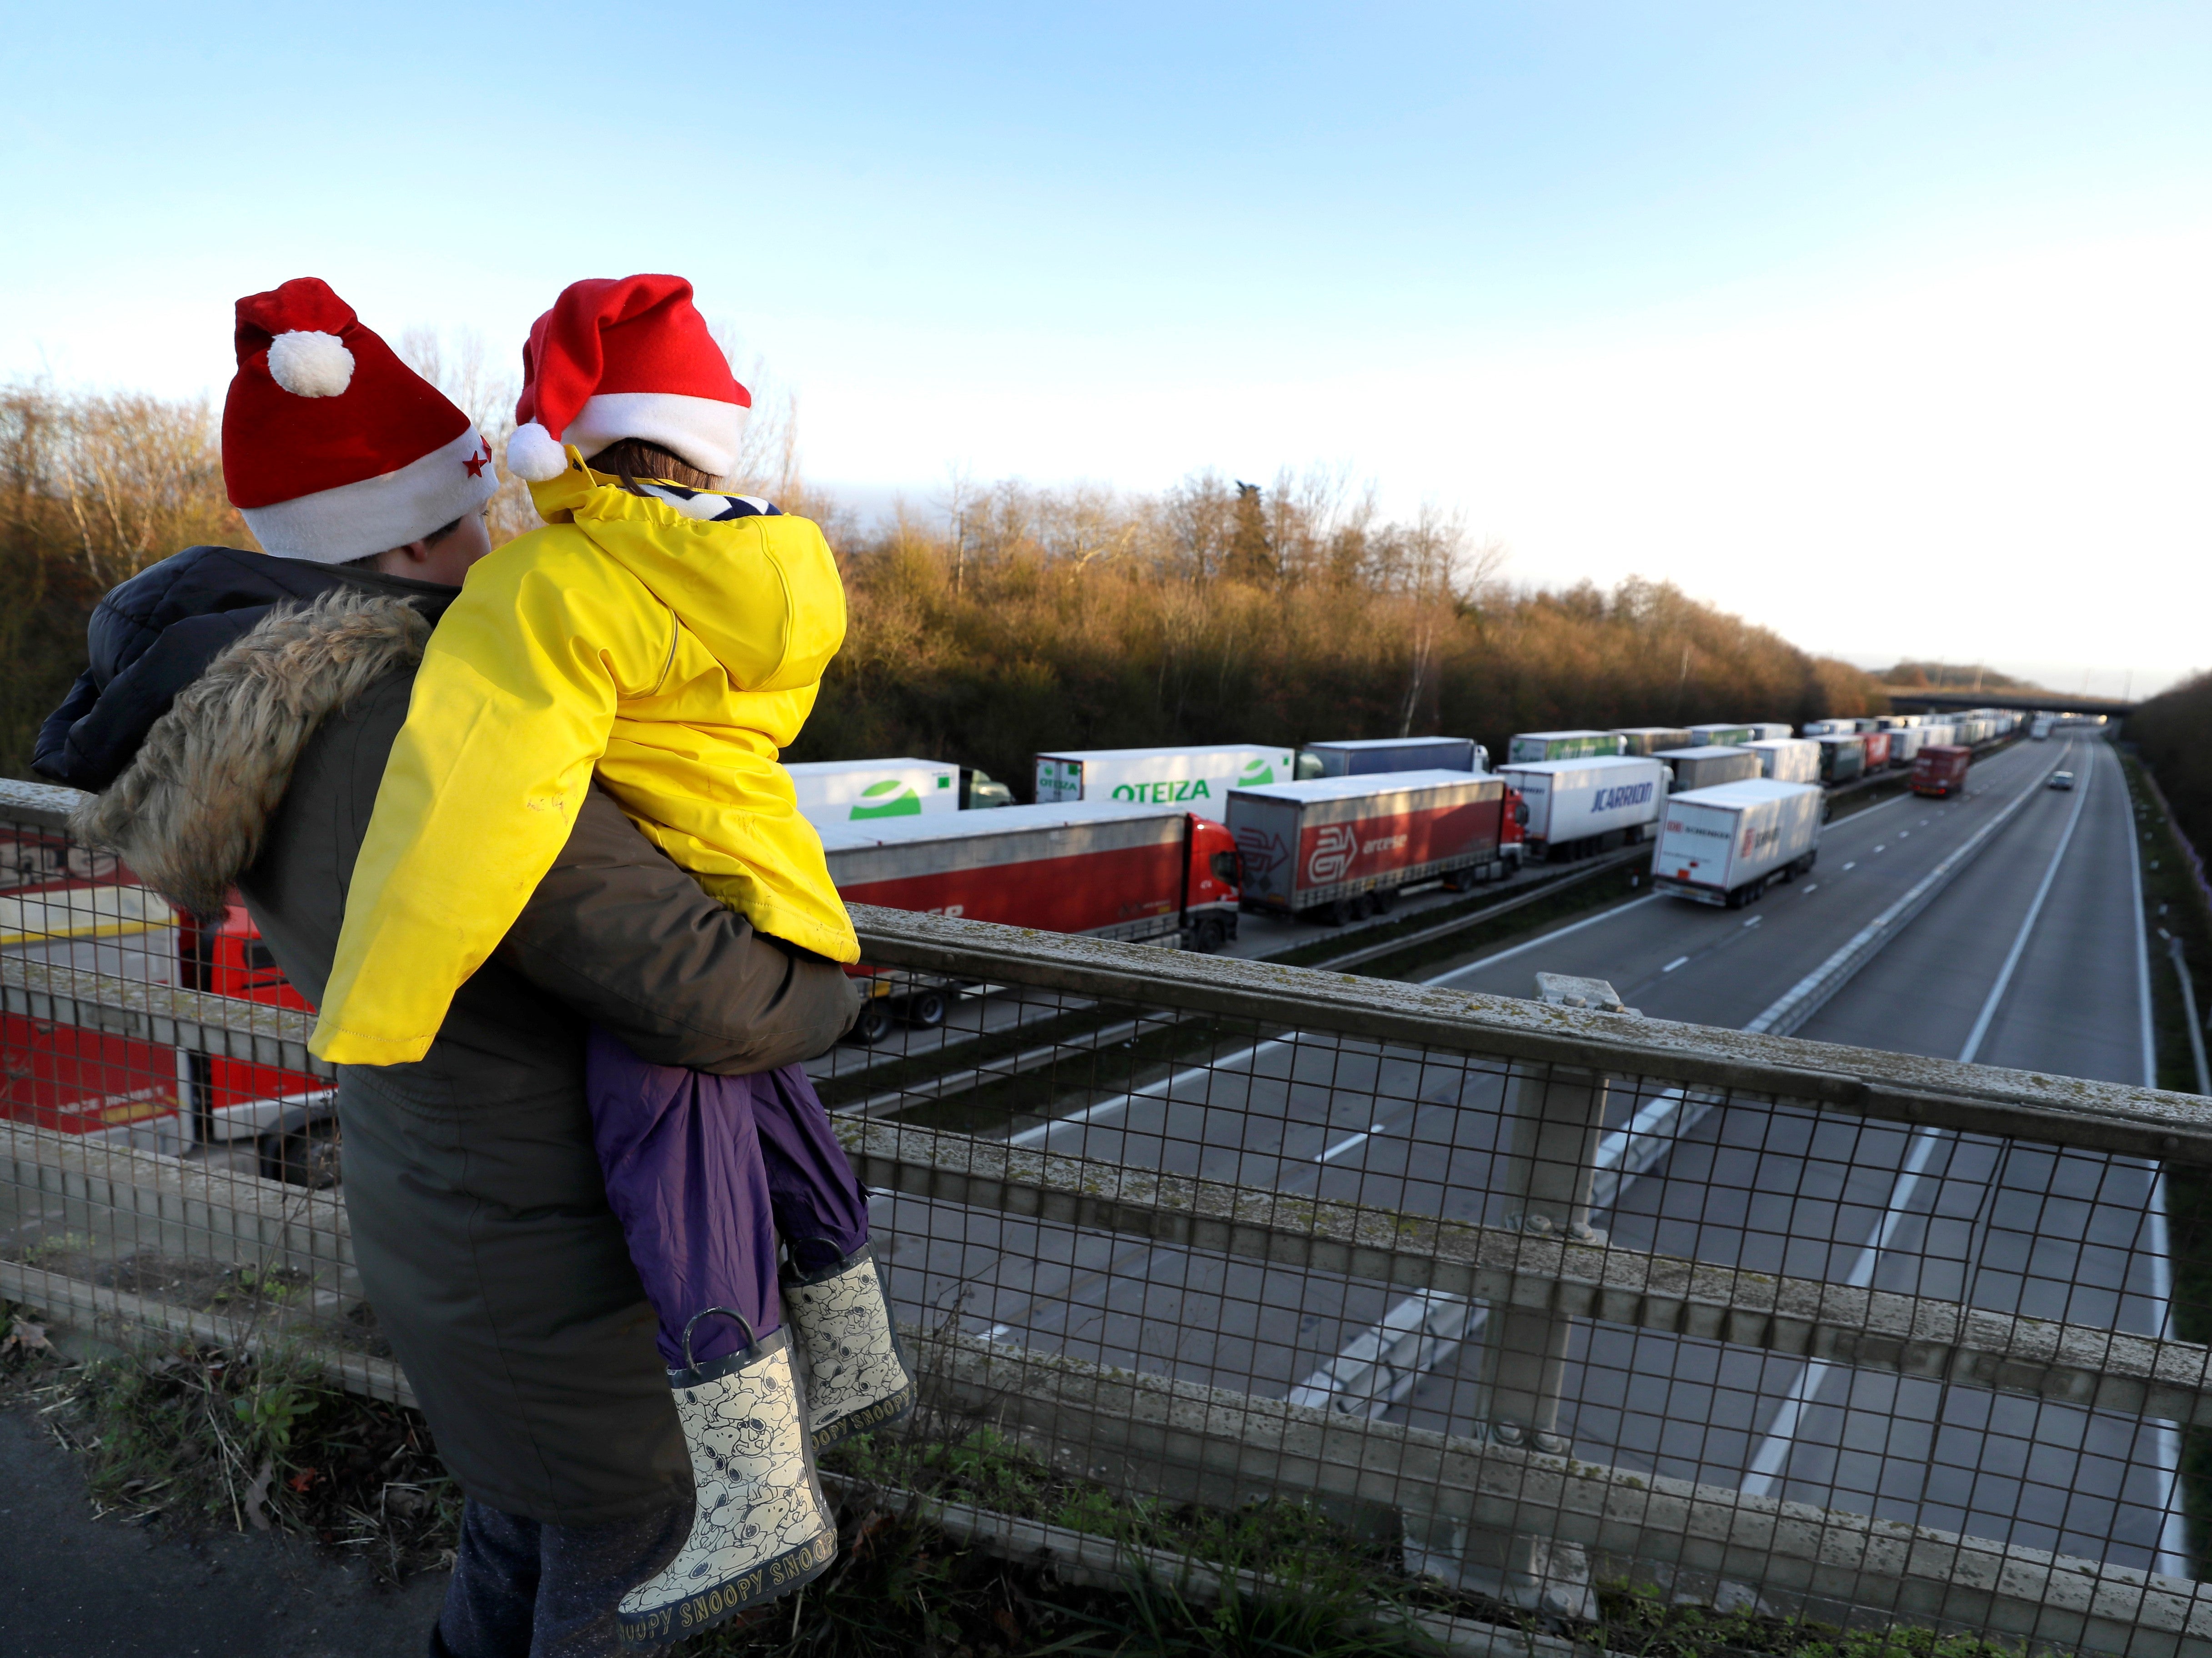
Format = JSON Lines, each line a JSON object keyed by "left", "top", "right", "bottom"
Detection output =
{"left": 462, "top": 441, "right": 492, "bottom": 479}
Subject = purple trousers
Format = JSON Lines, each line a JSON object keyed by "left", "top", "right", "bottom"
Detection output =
{"left": 584, "top": 1028, "right": 869, "bottom": 1373}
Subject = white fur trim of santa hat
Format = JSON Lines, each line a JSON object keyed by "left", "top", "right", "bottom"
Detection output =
{"left": 243, "top": 425, "right": 499, "bottom": 564}
{"left": 563, "top": 392, "right": 747, "bottom": 479}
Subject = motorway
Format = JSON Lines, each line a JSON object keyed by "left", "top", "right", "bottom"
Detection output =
{"left": 866, "top": 730, "right": 2188, "bottom": 1578}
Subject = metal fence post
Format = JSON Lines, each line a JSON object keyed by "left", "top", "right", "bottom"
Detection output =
{"left": 1405, "top": 972, "right": 1624, "bottom": 1617}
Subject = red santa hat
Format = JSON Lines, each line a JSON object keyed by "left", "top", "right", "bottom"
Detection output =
{"left": 222, "top": 279, "right": 498, "bottom": 565}
{"left": 505, "top": 275, "right": 749, "bottom": 483}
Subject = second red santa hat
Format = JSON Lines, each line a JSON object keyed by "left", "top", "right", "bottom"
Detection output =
{"left": 506, "top": 275, "right": 751, "bottom": 483}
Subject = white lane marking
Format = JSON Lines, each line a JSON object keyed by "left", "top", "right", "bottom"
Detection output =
{"left": 1741, "top": 915, "right": 1761, "bottom": 929}
{"left": 1424, "top": 894, "right": 1662, "bottom": 987}
{"left": 1661, "top": 956, "right": 1690, "bottom": 973}
{"left": 1843, "top": 862, "right": 1856, "bottom": 870}
{"left": 1957, "top": 758, "right": 2092, "bottom": 1063}
{"left": 1742, "top": 743, "right": 2162, "bottom": 1516}
{"left": 1741, "top": 751, "right": 2064, "bottom": 1037}
{"left": 1800, "top": 883, "right": 1818, "bottom": 894}
{"left": 1738, "top": 1125, "right": 1946, "bottom": 1498}
{"left": 1315, "top": 1119, "right": 1393, "bottom": 1163}
{"left": 1013, "top": 894, "right": 1663, "bottom": 1147}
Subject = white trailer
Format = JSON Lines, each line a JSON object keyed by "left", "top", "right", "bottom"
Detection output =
{"left": 1886, "top": 726, "right": 1927, "bottom": 763}
{"left": 1033, "top": 743, "right": 1297, "bottom": 809}
{"left": 1743, "top": 737, "right": 1821, "bottom": 783}
{"left": 787, "top": 758, "right": 961, "bottom": 824}
{"left": 1650, "top": 779, "right": 1824, "bottom": 908}
{"left": 1299, "top": 736, "right": 1485, "bottom": 777}
{"left": 1656, "top": 746, "right": 1763, "bottom": 791}
{"left": 1747, "top": 722, "right": 1794, "bottom": 741}
{"left": 1610, "top": 727, "right": 1692, "bottom": 756}
{"left": 1800, "top": 719, "right": 1854, "bottom": 737}
{"left": 1497, "top": 755, "right": 1666, "bottom": 858}
{"left": 1920, "top": 721, "right": 1956, "bottom": 746}
{"left": 1505, "top": 730, "right": 1627, "bottom": 765}
{"left": 1686, "top": 723, "right": 1756, "bottom": 749}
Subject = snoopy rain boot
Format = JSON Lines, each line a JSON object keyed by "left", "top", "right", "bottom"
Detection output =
{"left": 617, "top": 1318, "right": 837, "bottom": 1649}
{"left": 783, "top": 1245, "right": 917, "bottom": 1448}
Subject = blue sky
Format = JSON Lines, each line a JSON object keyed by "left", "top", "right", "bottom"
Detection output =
{"left": 8, "top": 4, "right": 2208, "bottom": 691}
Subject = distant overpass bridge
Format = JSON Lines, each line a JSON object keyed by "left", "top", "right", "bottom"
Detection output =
{"left": 1879, "top": 685, "right": 2137, "bottom": 716}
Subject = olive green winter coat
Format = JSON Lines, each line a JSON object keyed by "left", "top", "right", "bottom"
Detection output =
{"left": 81, "top": 588, "right": 860, "bottom": 1523}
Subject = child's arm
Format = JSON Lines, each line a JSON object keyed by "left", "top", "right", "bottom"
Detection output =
{"left": 311, "top": 535, "right": 670, "bottom": 1064}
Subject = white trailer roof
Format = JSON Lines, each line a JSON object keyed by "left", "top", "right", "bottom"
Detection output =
{"left": 1034, "top": 742, "right": 1282, "bottom": 762}
{"left": 1511, "top": 729, "right": 1616, "bottom": 742}
{"left": 1666, "top": 778, "right": 1823, "bottom": 811}
{"left": 1302, "top": 736, "right": 1473, "bottom": 752}
{"left": 1654, "top": 746, "right": 1755, "bottom": 761}
{"left": 1229, "top": 768, "right": 1488, "bottom": 804}
{"left": 1497, "top": 754, "right": 1660, "bottom": 777}
{"left": 784, "top": 756, "right": 946, "bottom": 776}
{"left": 814, "top": 798, "right": 1181, "bottom": 851}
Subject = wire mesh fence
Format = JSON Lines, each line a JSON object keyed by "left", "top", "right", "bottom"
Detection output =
{"left": 7, "top": 775, "right": 2212, "bottom": 1656}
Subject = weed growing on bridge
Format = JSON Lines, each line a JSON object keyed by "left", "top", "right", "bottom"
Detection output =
{"left": 41, "top": 1340, "right": 459, "bottom": 1580}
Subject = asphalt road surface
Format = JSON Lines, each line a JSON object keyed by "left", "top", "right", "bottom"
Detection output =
{"left": 870, "top": 732, "right": 2186, "bottom": 1578}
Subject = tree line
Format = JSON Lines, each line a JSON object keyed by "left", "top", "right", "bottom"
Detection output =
{"left": 0, "top": 376, "right": 1889, "bottom": 788}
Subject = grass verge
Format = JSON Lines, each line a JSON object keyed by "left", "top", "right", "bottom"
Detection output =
{"left": 2117, "top": 746, "right": 2212, "bottom": 1577}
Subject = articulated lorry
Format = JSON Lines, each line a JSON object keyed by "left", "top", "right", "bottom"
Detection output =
{"left": 787, "top": 758, "right": 960, "bottom": 823}
{"left": 1506, "top": 730, "right": 1626, "bottom": 765}
{"left": 1687, "top": 723, "right": 1757, "bottom": 749}
{"left": 1655, "top": 746, "right": 1762, "bottom": 791}
{"left": 1815, "top": 733, "right": 1866, "bottom": 784}
{"left": 1, "top": 863, "right": 332, "bottom": 1178}
{"left": 1034, "top": 744, "right": 1295, "bottom": 808}
{"left": 821, "top": 801, "right": 1244, "bottom": 1038}
{"left": 1911, "top": 744, "right": 1972, "bottom": 798}
{"left": 1496, "top": 754, "right": 1667, "bottom": 860}
{"left": 1298, "top": 736, "right": 1486, "bottom": 777}
{"left": 1650, "top": 779, "right": 1824, "bottom": 908}
{"left": 1742, "top": 737, "right": 1821, "bottom": 783}
{"left": 1611, "top": 727, "right": 1693, "bottom": 756}
{"left": 1863, "top": 730, "right": 1893, "bottom": 769}
{"left": 1227, "top": 770, "right": 1510, "bottom": 925}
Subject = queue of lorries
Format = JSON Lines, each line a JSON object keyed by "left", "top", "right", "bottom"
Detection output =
{"left": 795, "top": 709, "right": 2026, "bottom": 980}
{"left": 0, "top": 706, "right": 2026, "bottom": 1144}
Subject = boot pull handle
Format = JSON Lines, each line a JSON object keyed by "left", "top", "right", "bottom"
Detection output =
{"left": 681, "top": 1306, "right": 757, "bottom": 1374}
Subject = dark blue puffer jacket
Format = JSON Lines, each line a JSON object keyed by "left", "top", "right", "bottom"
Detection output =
{"left": 34, "top": 546, "right": 451, "bottom": 791}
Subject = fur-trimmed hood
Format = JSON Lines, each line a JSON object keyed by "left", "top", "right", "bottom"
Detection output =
{"left": 71, "top": 590, "right": 430, "bottom": 916}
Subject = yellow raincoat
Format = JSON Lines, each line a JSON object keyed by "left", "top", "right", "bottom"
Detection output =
{"left": 311, "top": 450, "right": 858, "bottom": 1065}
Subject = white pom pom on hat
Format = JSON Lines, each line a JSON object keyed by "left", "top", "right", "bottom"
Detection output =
{"left": 506, "top": 421, "right": 568, "bottom": 482}
{"left": 266, "top": 330, "right": 356, "bottom": 398}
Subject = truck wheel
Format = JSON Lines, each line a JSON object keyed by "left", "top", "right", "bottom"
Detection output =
{"left": 902, "top": 989, "right": 948, "bottom": 1028}
{"left": 1349, "top": 892, "right": 1377, "bottom": 922}
{"left": 1313, "top": 898, "right": 1351, "bottom": 927}
{"left": 1372, "top": 888, "right": 1399, "bottom": 915}
{"left": 258, "top": 1119, "right": 341, "bottom": 1189}
{"left": 850, "top": 999, "right": 896, "bottom": 1045}
{"left": 1194, "top": 916, "right": 1228, "bottom": 953}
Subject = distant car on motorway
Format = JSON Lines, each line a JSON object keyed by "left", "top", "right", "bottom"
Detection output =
{"left": 2048, "top": 771, "right": 2076, "bottom": 791}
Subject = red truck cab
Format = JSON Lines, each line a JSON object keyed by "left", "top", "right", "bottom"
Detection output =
{"left": 1911, "top": 745, "right": 1971, "bottom": 798}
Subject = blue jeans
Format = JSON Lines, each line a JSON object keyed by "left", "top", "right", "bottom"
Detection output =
{"left": 429, "top": 1497, "right": 692, "bottom": 1657}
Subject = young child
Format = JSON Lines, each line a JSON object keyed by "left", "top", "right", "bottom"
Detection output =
{"left": 313, "top": 276, "right": 911, "bottom": 1643}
